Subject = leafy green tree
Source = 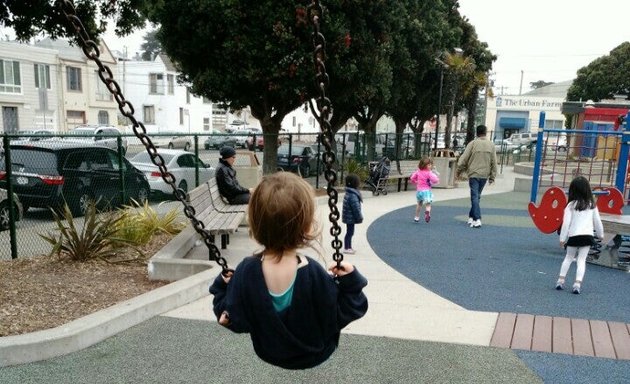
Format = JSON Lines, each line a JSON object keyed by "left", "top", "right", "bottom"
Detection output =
{"left": 385, "top": 0, "right": 462, "bottom": 158}
{"left": 0, "top": 0, "right": 146, "bottom": 42}
{"left": 451, "top": 17, "right": 495, "bottom": 145}
{"left": 146, "top": 0, "right": 319, "bottom": 173}
{"left": 140, "top": 29, "right": 160, "bottom": 61}
{"left": 567, "top": 42, "right": 630, "bottom": 102}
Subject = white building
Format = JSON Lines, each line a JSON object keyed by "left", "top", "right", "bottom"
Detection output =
{"left": 34, "top": 38, "right": 119, "bottom": 131}
{"left": 0, "top": 41, "right": 60, "bottom": 132}
{"left": 485, "top": 80, "right": 572, "bottom": 140}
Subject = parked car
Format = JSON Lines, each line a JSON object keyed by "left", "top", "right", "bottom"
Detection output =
{"left": 230, "top": 127, "right": 262, "bottom": 148}
{"left": 151, "top": 132, "right": 192, "bottom": 151}
{"left": 0, "top": 188, "right": 23, "bottom": 231}
{"left": 245, "top": 134, "right": 265, "bottom": 151}
{"left": 204, "top": 130, "right": 237, "bottom": 150}
{"left": 0, "top": 142, "right": 149, "bottom": 216}
{"left": 277, "top": 144, "right": 321, "bottom": 177}
{"left": 129, "top": 149, "right": 215, "bottom": 198}
{"left": 509, "top": 132, "right": 537, "bottom": 148}
{"left": 66, "top": 125, "right": 128, "bottom": 155}
{"left": 494, "top": 138, "right": 518, "bottom": 152}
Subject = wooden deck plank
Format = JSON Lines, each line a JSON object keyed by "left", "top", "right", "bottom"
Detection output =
{"left": 511, "top": 314, "right": 535, "bottom": 351}
{"left": 552, "top": 317, "right": 573, "bottom": 355}
{"left": 572, "top": 319, "right": 594, "bottom": 357}
{"left": 609, "top": 322, "right": 630, "bottom": 360}
{"left": 590, "top": 320, "right": 616, "bottom": 359}
{"left": 490, "top": 312, "right": 516, "bottom": 348}
{"left": 531, "top": 316, "right": 552, "bottom": 353}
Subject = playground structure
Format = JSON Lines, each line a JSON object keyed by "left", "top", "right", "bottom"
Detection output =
{"left": 528, "top": 111, "right": 630, "bottom": 271}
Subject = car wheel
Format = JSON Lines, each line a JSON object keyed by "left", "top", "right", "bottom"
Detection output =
{"left": 177, "top": 180, "right": 188, "bottom": 196}
{"left": 299, "top": 164, "right": 310, "bottom": 178}
{"left": 168, "top": 143, "right": 174, "bottom": 149}
{"left": 0, "top": 202, "right": 10, "bottom": 231}
{"left": 558, "top": 146, "right": 567, "bottom": 152}
{"left": 70, "top": 190, "right": 93, "bottom": 217}
{"left": 136, "top": 185, "right": 149, "bottom": 205}
{"left": 184, "top": 142, "right": 191, "bottom": 151}
{"left": 204, "top": 144, "right": 210, "bottom": 150}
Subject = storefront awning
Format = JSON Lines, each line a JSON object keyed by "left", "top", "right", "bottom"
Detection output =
{"left": 499, "top": 117, "right": 527, "bottom": 129}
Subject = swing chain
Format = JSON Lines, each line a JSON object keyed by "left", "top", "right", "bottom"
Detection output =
{"left": 59, "top": 0, "right": 230, "bottom": 273}
{"left": 308, "top": 1, "right": 344, "bottom": 266}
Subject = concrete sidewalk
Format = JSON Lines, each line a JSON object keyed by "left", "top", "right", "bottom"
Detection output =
{"left": 163, "top": 169, "right": 519, "bottom": 346}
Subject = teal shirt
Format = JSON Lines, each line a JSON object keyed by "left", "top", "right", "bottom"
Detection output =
{"left": 269, "top": 273, "right": 297, "bottom": 312}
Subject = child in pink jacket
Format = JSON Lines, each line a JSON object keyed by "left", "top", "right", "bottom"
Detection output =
{"left": 409, "top": 156, "right": 440, "bottom": 223}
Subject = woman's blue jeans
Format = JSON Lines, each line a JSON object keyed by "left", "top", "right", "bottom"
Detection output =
{"left": 468, "top": 177, "right": 487, "bottom": 221}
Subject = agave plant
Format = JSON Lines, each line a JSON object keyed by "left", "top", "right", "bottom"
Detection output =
{"left": 40, "top": 202, "right": 132, "bottom": 262}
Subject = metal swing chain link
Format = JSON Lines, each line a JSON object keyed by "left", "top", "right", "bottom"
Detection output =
{"left": 59, "top": 0, "right": 230, "bottom": 273}
{"left": 307, "top": 1, "right": 344, "bottom": 266}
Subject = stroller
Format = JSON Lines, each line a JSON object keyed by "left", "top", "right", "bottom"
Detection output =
{"left": 365, "top": 156, "right": 391, "bottom": 196}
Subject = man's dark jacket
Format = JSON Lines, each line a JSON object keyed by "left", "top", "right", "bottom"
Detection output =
{"left": 215, "top": 158, "right": 249, "bottom": 203}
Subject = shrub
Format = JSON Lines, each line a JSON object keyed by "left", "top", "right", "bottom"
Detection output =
{"left": 114, "top": 200, "right": 186, "bottom": 246}
{"left": 40, "top": 202, "right": 132, "bottom": 262}
{"left": 343, "top": 158, "right": 369, "bottom": 184}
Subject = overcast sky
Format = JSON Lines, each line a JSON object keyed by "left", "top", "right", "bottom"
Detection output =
{"left": 4, "top": 1, "right": 627, "bottom": 97}
{"left": 458, "top": 0, "right": 630, "bottom": 95}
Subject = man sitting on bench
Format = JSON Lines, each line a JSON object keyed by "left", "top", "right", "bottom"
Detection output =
{"left": 216, "top": 146, "right": 252, "bottom": 204}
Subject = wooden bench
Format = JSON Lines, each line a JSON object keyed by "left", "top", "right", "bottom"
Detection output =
{"left": 595, "top": 214, "right": 630, "bottom": 271}
{"left": 187, "top": 181, "right": 245, "bottom": 250}
{"left": 206, "top": 177, "right": 248, "bottom": 214}
{"left": 386, "top": 160, "right": 419, "bottom": 192}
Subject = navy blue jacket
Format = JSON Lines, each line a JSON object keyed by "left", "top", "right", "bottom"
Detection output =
{"left": 342, "top": 187, "right": 363, "bottom": 224}
{"left": 209, "top": 254, "right": 368, "bottom": 369}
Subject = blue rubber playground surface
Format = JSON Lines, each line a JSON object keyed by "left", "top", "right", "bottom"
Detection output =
{"left": 367, "top": 194, "right": 630, "bottom": 323}
{"left": 367, "top": 191, "right": 630, "bottom": 383}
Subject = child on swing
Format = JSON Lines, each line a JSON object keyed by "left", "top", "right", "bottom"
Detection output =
{"left": 210, "top": 172, "right": 368, "bottom": 370}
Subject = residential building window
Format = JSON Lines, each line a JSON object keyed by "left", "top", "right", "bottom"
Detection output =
{"left": 34, "top": 64, "right": 51, "bottom": 89}
{"left": 203, "top": 117, "right": 210, "bottom": 131}
{"left": 0, "top": 59, "right": 21, "bottom": 93}
{"left": 95, "top": 70, "right": 112, "bottom": 101}
{"left": 143, "top": 105, "right": 155, "bottom": 124}
{"left": 179, "top": 108, "right": 184, "bottom": 125}
{"left": 149, "top": 73, "right": 164, "bottom": 94}
{"left": 292, "top": 116, "right": 296, "bottom": 127}
{"left": 212, "top": 107, "right": 227, "bottom": 128}
{"left": 545, "top": 120, "right": 563, "bottom": 129}
{"left": 98, "top": 110, "right": 109, "bottom": 125}
{"left": 67, "top": 110, "right": 86, "bottom": 125}
{"left": 66, "top": 66, "right": 82, "bottom": 91}
{"left": 167, "top": 74, "right": 174, "bottom": 95}
{"left": 186, "top": 88, "right": 191, "bottom": 104}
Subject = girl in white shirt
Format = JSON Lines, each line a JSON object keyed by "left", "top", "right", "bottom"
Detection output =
{"left": 556, "top": 176, "right": 604, "bottom": 294}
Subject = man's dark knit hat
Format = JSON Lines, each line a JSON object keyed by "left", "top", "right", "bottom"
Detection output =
{"left": 220, "top": 146, "right": 236, "bottom": 159}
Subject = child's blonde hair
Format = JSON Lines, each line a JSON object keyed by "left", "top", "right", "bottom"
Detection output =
{"left": 248, "top": 172, "right": 319, "bottom": 260}
{"left": 418, "top": 156, "right": 432, "bottom": 170}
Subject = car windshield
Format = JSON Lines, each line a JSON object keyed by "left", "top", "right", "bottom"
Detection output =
{"left": 131, "top": 152, "right": 175, "bottom": 164}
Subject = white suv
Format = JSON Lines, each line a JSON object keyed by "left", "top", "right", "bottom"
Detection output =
{"left": 67, "top": 125, "right": 128, "bottom": 154}
{"left": 510, "top": 132, "right": 537, "bottom": 147}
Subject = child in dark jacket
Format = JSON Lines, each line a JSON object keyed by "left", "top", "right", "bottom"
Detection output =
{"left": 209, "top": 172, "right": 368, "bottom": 370}
{"left": 342, "top": 174, "right": 363, "bottom": 254}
